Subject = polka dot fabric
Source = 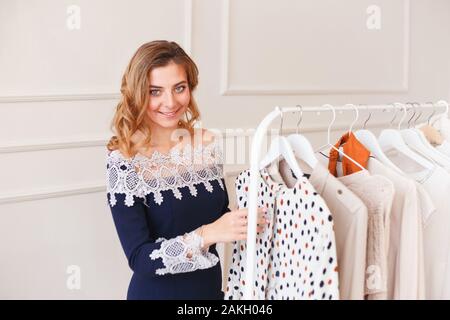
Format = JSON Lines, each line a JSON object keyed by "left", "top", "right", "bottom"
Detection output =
{"left": 225, "top": 168, "right": 340, "bottom": 300}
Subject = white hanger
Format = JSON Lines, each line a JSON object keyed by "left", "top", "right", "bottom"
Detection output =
{"left": 439, "top": 100, "right": 449, "bottom": 116}
{"left": 430, "top": 100, "right": 450, "bottom": 126}
{"left": 315, "top": 104, "right": 367, "bottom": 171}
{"left": 400, "top": 102, "right": 440, "bottom": 163}
{"left": 425, "top": 101, "right": 450, "bottom": 157}
{"left": 354, "top": 104, "right": 404, "bottom": 174}
{"left": 403, "top": 102, "right": 450, "bottom": 167}
{"left": 378, "top": 102, "right": 435, "bottom": 170}
{"left": 286, "top": 105, "right": 318, "bottom": 169}
{"left": 259, "top": 107, "right": 304, "bottom": 179}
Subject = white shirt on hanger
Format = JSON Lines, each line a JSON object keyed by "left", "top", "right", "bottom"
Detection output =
{"left": 272, "top": 159, "right": 368, "bottom": 300}
{"left": 225, "top": 167, "right": 339, "bottom": 300}
{"left": 383, "top": 150, "right": 450, "bottom": 299}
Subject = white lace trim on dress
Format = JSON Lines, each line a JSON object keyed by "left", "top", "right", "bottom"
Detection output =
{"left": 106, "top": 140, "right": 225, "bottom": 207}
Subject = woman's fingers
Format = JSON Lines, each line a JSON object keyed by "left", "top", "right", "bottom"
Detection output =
{"left": 258, "top": 214, "right": 269, "bottom": 224}
{"left": 237, "top": 233, "right": 247, "bottom": 241}
{"left": 238, "top": 207, "right": 267, "bottom": 220}
{"left": 236, "top": 209, "right": 248, "bottom": 219}
{"left": 237, "top": 226, "right": 248, "bottom": 234}
{"left": 237, "top": 226, "right": 264, "bottom": 239}
{"left": 237, "top": 219, "right": 268, "bottom": 233}
{"left": 238, "top": 216, "right": 268, "bottom": 228}
{"left": 233, "top": 207, "right": 269, "bottom": 242}
{"left": 238, "top": 207, "right": 267, "bottom": 218}
{"left": 239, "top": 207, "right": 269, "bottom": 224}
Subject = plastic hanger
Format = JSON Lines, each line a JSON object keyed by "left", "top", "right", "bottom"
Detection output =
{"left": 426, "top": 102, "right": 437, "bottom": 126}
{"left": 430, "top": 100, "right": 450, "bottom": 126}
{"left": 346, "top": 103, "right": 359, "bottom": 133}
{"left": 354, "top": 104, "right": 404, "bottom": 174}
{"left": 400, "top": 102, "right": 450, "bottom": 166}
{"left": 315, "top": 104, "right": 367, "bottom": 171}
{"left": 286, "top": 105, "right": 318, "bottom": 169}
{"left": 418, "top": 102, "right": 444, "bottom": 145}
{"left": 259, "top": 107, "right": 304, "bottom": 179}
{"left": 421, "top": 101, "right": 450, "bottom": 157}
{"left": 378, "top": 102, "right": 435, "bottom": 170}
{"left": 404, "top": 102, "right": 450, "bottom": 166}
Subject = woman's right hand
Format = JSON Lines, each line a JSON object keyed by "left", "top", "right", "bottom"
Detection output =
{"left": 201, "top": 207, "right": 269, "bottom": 248}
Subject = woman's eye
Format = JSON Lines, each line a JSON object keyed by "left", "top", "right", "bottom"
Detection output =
{"left": 175, "top": 86, "right": 186, "bottom": 93}
{"left": 150, "top": 90, "right": 160, "bottom": 96}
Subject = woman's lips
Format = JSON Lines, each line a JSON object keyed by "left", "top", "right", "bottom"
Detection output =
{"left": 159, "top": 107, "right": 181, "bottom": 118}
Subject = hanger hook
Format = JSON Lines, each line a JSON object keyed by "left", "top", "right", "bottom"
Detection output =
{"left": 405, "top": 102, "right": 416, "bottom": 128}
{"left": 389, "top": 104, "right": 399, "bottom": 128}
{"left": 344, "top": 104, "right": 358, "bottom": 133}
{"left": 274, "top": 106, "right": 282, "bottom": 138}
{"left": 412, "top": 102, "right": 423, "bottom": 127}
{"left": 394, "top": 102, "right": 407, "bottom": 130}
{"left": 296, "top": 105, "right": 303, "bottom": 134}
{"left": 429, "top": 100, "right": 449, "bottom": 126}
{"left": 360, "top": 104, "right": 371, "bottom": 129}
{"left": 322, "top": 104, "right": 336, "bottom": 145}
{"left": 426, "top": 101, "right": 436, "bottom": 125}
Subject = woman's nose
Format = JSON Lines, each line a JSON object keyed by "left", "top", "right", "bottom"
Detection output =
{"left": 163, "top": 91, "right": 176, "bottom": 108}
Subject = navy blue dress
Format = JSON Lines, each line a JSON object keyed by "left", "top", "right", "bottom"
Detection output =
{"left": 106, "top": 140, "right": 230, "bottom": 300}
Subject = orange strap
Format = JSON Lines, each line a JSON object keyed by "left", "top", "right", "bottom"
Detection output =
{"left": 328, "top": 132, "right": 370, "bottom": 177}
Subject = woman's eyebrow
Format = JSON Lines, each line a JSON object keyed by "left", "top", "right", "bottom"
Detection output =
{"left": 150, "top": 81, "right": 187, "bottom": 88}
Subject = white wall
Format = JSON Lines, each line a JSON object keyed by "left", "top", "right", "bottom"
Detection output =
{"left": 0, "top": 0, "right": 449, "bottom": 299}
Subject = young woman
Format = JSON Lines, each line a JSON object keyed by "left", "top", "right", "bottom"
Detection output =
{"left": 106, "top": 40, "right": 268, "bottom": 300}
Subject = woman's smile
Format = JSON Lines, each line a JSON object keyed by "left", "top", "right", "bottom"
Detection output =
{"left": 158, "top": 106, "right": 182, "bottom": 118}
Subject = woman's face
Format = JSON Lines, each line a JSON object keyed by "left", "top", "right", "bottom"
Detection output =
{"left": 147, "top": 61, "right": 191, "bottom": 129}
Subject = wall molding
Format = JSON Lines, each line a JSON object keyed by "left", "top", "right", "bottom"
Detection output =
{"left": 0, "top": 136, "right": 108, "bottom": 154}
{"left": 0, "top": 93, "right": 121, "bottom": 103}
{"left": 0, "top": 1, "right": 194, "bottom": 103}
{"left": 220, "top": 0, "right": 410, "bottom": 95}
{"left": 184, "top": 0, "right": 193, "bottom": 55}
{"left": 0, "top": 182, "right": 106, "bottom": 206}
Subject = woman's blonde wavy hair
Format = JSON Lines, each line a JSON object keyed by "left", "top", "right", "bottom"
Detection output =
{"left": 106, "top": 40, "right": 201, "bottom": 158}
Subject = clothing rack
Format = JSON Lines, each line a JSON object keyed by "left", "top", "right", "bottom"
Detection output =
{"left": 243, "top": 100, "right": 449, "bottom": 300}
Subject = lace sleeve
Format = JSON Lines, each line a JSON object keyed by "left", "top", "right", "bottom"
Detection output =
{"left": 150, "top": 230, "right": 219, "bottom": 276}
{"left": 108, "top": 190, "right": 219, "bottom": 277}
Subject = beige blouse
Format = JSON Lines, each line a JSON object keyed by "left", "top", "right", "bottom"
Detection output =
{"left": 333, "top": 170, "right": 394, "bottom": 300}
{"left": 367, "top": 158, "right": 427, "bottom": 299}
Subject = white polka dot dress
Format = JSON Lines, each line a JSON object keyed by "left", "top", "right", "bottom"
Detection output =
{"left": 225, "top": 168, "right": 340, "bottom": 300}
